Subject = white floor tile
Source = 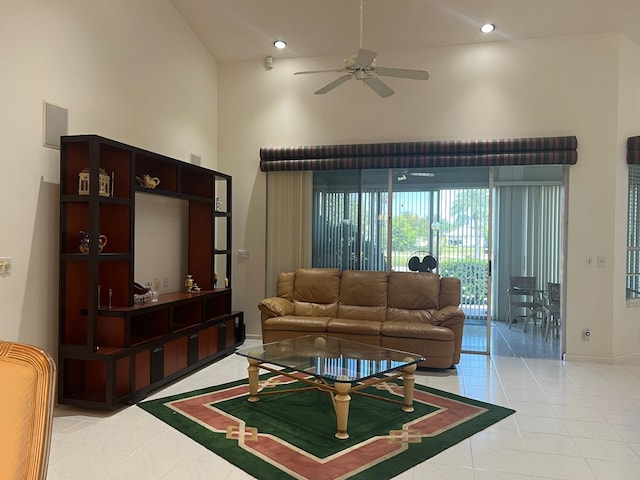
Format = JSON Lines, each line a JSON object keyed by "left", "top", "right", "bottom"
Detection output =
{"left": 519, "top": 431, "right": 581, "bottom": 456}
{"left": 561, "top": 418, "right": 623, "bottom": 441}
{"left": 587, "top": 458, "right": 640, "bottom": 480}
{"left": 573, "top": 437, "right": 639, "bottom": 462}
{"left": 528, "top": 452, "right": 596, "bottom": 480}
{"left": 411, "top": 462, "right": 475, "bottom": 479}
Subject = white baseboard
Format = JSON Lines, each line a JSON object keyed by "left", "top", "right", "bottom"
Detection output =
{"left": 563, "top": 352, "right": 640, "bottom": 364}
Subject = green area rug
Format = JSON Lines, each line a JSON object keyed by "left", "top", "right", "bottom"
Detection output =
{"left": 138, "top": 372, "right": 515, "bottom": 480}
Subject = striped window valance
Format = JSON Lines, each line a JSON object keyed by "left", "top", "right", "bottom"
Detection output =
{"left": 628, "top": 136, "right": 640, "bottom": 165}
{"left": 260, "top": 135, "right": 578, "bottom": 172}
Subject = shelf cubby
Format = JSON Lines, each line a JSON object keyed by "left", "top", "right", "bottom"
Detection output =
{"left": 173, "top": 301, "right": 203, "bottom": 331}
{"left": 135, "top": 153, "right": 178, "bottom": 193}
{"left": 181, "top": 167, "right": 213, "bottom": 198}
{"left": 99, "top": 143, "right": 131, "bottom": 199}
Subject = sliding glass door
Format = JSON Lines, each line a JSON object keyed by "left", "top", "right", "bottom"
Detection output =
{"left": 491, "top": 165, "right": 565, "bottom": 357}
{"left": 313, "top": 170, "right": 388, "bottom": 271}
{"left": 390, "top": 168, "right": 491, "bottom": 353}
{"left": 311, "top": 165, "right": 565, "bottom": 358}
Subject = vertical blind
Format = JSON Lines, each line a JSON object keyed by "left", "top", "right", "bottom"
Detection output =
{"left": 628, "top": 166, "right": 640, "bottom": 298}
{"left": 627, "top": 137, "right": 640, "bottom": 298}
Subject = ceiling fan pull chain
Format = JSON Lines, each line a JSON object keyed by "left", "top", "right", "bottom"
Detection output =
{"left": 360, "top": 0, "right": 364, "bottom": 49}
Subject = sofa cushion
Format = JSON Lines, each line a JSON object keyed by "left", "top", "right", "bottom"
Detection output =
{"left": 439, "top": 277, "right": 462, "bottom": 308}
{"left": 338, "top": 270, "right": 388, "bottom": 321}
{"left": 388, "top": 272, "right": 440, "bottom": 310}
{"left": 381, "top": 321, "right": 454, "bottom": 341}
{"left": 276, "top": 272, "right": 296, "bottom": 301}
{"left": 327, "top": 318, "right": 383, "bottom": 335}
{"left": 293, "top": 268, "right": 341, "bottom": 317}
{"left": 262, "top": 316, "right": 330, "bottom": 332}
{"left": 386, "top": 308, "right": 435, "bottom": 323}
{"left": 258, "top": 297, "right": 294, "bottom": 318}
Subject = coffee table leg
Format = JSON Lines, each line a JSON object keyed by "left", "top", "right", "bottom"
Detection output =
{"left": 247, "top": 358, "right": 260, "bottom": 403}
{"left": 401, "top": 362, "right": 417, "bottom": 412}
{"left": 334, "top": 382, "right": 351, "bottom": 439}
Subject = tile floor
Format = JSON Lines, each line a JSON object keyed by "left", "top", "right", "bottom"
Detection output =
{"left": 47, "top": 337, "right": 640, "bottom": 479}
{"left": 463, "top": 318, "right": 562, "bottom": 360}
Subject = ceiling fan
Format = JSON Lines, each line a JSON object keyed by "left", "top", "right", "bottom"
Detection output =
{"left": 294, "top": 0, "right": 429, "bottom": 98}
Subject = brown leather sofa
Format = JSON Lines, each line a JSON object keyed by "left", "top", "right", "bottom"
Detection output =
{"left": 258, "top": 268, "right": 465, "bottom": 369}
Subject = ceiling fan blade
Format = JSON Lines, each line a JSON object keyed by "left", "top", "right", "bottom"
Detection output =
{"left": 356, "top": 48, "right": 377, "bottom": 67}
{"left": 294, "top": 69, "right": 345, "bottom": 75}
{"left": 375, "top": 67, "right": 429, "bottom": 80}
{"left": 364, "top": 76, "right": 394, "bottom": 97}
{"left": 314, "top": 74, "right": 353, "bottom": 94}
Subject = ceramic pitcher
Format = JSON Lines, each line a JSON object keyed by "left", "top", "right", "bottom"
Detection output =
{"left": 79, "top": 231, "right": 108, "bottom": 253}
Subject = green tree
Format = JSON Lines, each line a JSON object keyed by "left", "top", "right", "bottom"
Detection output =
{"left": 392, "top": 212, "right": 430, "bottom": 251}
{"left": 450, "top": 189, "right": 489, "bottom": 257}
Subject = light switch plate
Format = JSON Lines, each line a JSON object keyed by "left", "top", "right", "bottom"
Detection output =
{"left": 0, "top": 257, "right": 12, "bottom": 276}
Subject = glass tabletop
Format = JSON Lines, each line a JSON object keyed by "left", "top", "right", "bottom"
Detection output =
{"left": 235, "top": 335, "right": 425, "bottom": 383}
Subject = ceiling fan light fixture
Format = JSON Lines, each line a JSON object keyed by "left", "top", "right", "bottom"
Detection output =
{"left": 411, "top": 172, "right": 435, "bottom": 177}
{"left": 273, "top": 39, "right": 287, "bottom": 49}
{"left": 480, "top": 23, "right": 496, "bottom": 34}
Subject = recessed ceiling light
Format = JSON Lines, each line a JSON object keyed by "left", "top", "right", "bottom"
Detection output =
{"left": 273, "top": 40, "right": 287, "bottom": 49}
{"left": 480, "top": 23, "right": 495, "bottom": 34}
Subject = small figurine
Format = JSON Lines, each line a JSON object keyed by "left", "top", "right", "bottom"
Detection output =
{"left": 185, "top": 274, "right": 194, "bottom": 292}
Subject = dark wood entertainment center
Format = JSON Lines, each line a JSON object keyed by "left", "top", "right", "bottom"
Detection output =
{"left": 58, "top": 135, "right": 244, "bottom": 409}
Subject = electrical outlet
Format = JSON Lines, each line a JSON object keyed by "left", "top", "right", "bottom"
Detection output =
{"left": 0, "top": 257, "right": 12, "bottom": 276}
{"left": 162, "top": 276, "right": 169, "bottom": 288}
{"left": 238, "top": 249, "right": 250, "bottom": 261}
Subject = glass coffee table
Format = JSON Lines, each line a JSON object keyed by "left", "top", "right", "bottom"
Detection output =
{"left": 235, "top": 335, "right": 425, "bottom": 439}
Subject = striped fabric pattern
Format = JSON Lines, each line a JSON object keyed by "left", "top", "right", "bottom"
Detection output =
{"left": 260, "top": 136, "right": 578, "bottom": 171}
{"left": 628, "top": 136, "right": 640, "bottom": 165}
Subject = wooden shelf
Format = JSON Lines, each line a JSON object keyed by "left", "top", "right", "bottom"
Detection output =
{"left": 58, "top": 135, "right": 243, "bottom": 410}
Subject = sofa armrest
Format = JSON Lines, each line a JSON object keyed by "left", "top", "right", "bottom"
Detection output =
{"left": 430, "top": 305, "right": 465, "bottom": 327}
{"left": 431, "top": 305, "right": 465, "bottom": 366}
{"left": 258, "top": 297, "right": 294, "bottom": 319}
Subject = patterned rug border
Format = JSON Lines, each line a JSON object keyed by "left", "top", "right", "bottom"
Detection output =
{"left": 139, "top": 372, "right": 515, "bottom": 480}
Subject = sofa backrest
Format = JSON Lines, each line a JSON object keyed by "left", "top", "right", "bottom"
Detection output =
{"left": 387, "top": 271, "right": 441, "bottom": 322}
{"left": 276, "top": 272, "right": 296, "bottom": 301}
{"left": 278, "top": 269, "right": 460, "bottom": 322}
{"left": 337, "top": 270, "right": 388, "bottom": 321}
{"left": 439, "top": 276, "right": 462, "bottom": 308}
{"left": 292, "top": 268, "right": 341, "bottom": 317}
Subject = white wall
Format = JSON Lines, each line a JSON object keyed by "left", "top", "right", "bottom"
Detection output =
{"left": 612, "top": 36, "right": 640, "bottom": 359}
{"left": 0, "top": 0, "right": 218, "bottom": 357}
{"left": 218, "top": 33, "right": 640, "bottom": 362}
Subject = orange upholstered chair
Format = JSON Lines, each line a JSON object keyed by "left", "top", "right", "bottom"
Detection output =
{"left": 0, "top": 341, "right": 56, "bottom": 480}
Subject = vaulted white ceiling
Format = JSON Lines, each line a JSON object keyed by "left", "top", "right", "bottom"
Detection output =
{"left": 171, "top": 0, "right": 640, "bottom": 63}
